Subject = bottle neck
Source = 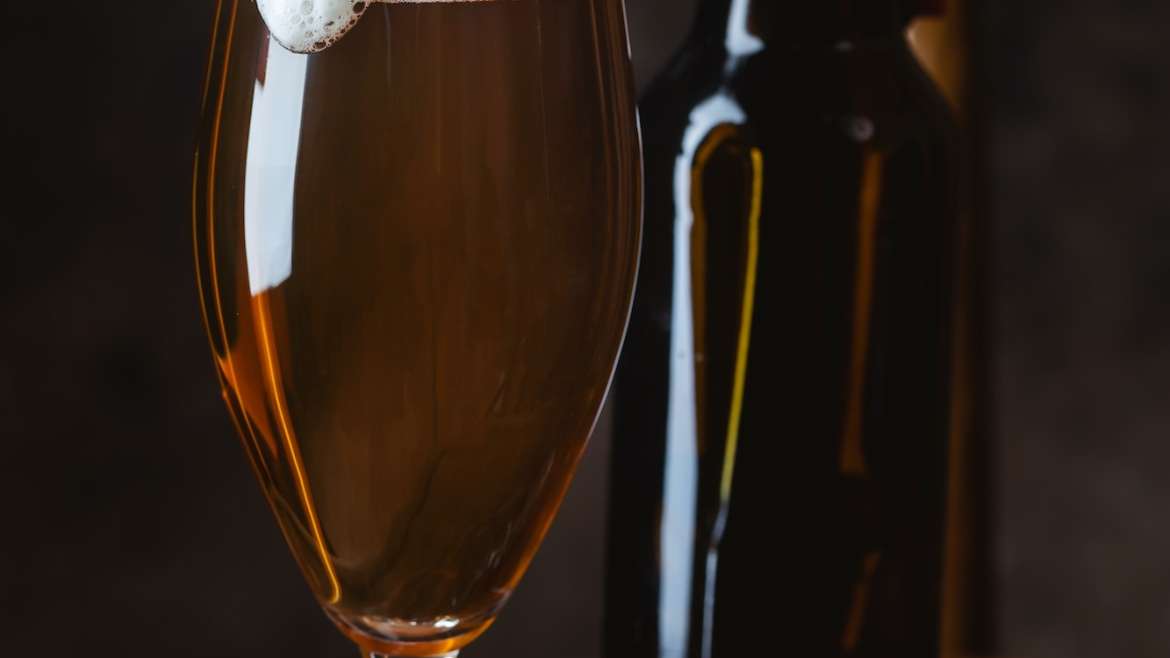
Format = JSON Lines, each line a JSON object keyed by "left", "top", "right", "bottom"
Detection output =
{"left": 691, "top": 0, "right": 914, "bottom": 50}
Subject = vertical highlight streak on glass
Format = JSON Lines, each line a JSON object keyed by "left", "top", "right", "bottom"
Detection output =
{"left": 244, "top": 35, "right": 306, "bottom": 295}
{"left": 716, "top": 147, "right": 762, "bottom": 503}
{"left": 724, "top": 0, "right": 764, "bottom": 61}
{"left": 200, "top": 0, "right": 225, "bottom": 116}
{"left": 839, "top": 152, "right": 884, "bottom": 477}
{"left": 251, "top": 293, "right": 342, "bottom": 603}
{"left": 205, "top": 0, "right": 238, "bottom": 374}
{"left": 661, "top": 95, "right": 745, "bottom": 658}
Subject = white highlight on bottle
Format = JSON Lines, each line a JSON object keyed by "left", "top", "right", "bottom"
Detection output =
{"left": 257, "top": 0, "right": 497, "bottom": 54}
{"left": 657, "top": 93, "right": 747, "bottom": 658}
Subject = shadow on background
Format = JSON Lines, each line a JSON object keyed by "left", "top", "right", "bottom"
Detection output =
{"left": 2, "top": 1, "right": 1169, "bottom": 657}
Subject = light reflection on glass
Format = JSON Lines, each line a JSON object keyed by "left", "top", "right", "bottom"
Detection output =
{"left": 726, "top": 0, "right": 765, "bottom": 61}
{"left": 660, "top": 92, "right": 747, "bottom": 658}
{"left": 244, "top": 36, "right": 307, "bottom": 295}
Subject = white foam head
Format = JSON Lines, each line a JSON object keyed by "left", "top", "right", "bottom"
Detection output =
{"left": 256, "top": 0, "right": 371, "bottom": 54}
{"left": 258, "top": 0, "right": 498, "bottom": 54}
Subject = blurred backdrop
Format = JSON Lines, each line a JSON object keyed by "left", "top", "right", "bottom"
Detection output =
{"left": 2, "top": 1, "right": 1169, "bottom": 657}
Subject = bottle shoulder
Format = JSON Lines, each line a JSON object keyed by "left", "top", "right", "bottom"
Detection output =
{"left": 637, "top": 41, "right": 731, "bottom": 144}
{"left": 638, "top": 38, "right": 957, "bottom": 159}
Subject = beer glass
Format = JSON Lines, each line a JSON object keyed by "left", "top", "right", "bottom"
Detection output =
{"left": 192, "top": 1, "right": 641, "bottom": 655}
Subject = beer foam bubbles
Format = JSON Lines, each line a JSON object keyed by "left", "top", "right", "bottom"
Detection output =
{"left": 257, "top": 0, "right": 493, "bottom": 54}
{"left": 256, "top": 0, "right": 369, "bottom": 53}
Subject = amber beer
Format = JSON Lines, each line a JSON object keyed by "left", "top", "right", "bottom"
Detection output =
{"left": 194, "top": 0, "right": 640, "bottom": 651}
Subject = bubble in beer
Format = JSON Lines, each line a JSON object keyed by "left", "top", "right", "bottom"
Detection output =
{"left": 257, "top": 0, "right": 496, "bottom": 54}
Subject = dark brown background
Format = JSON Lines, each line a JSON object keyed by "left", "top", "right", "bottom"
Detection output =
{"left": 2, "top": 1, "right": 1169, "bottom": 656}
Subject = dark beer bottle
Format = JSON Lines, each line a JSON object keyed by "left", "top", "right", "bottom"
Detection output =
{"left": 604, "top": 1, "right": 963, "bottom": 656}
